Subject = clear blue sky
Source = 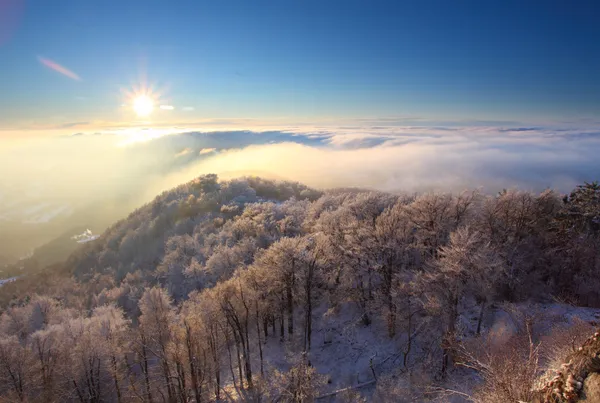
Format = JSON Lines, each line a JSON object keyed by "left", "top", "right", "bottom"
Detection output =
{"left": 1, "top": 0, "right": 599, "bottom": 130}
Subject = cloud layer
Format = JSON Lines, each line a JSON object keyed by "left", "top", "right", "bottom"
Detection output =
{"left": 161, "top": 125, "right": 599, "bottom": 193}
{"left": 1, "top": 122, "right": 598, "bottom": 257}
{"left": 1, "top": 123, "right": 599, "bottom": 225}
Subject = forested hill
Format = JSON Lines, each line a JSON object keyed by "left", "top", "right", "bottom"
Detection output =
{"left": 67, "top": 174, "right": 322, "bottom": 298}
{"left": 67, "top": 174, "right": 600, "bottom": 309}
{"left": 1, "top": 175, "right": 599, "bottom": 402}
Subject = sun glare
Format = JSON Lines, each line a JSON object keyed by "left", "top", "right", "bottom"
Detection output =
{"left": 133, "top": 95, "right": 154, "bottom": 117}
{"left": 121, "top": 81, "right": 165, "bottom": 119}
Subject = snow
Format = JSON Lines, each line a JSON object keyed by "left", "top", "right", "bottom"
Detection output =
{"left": 250, "top": 300, "right": 600, "bottom": 401}
{"left": 252, "top": 302, "right": 422, "bottom": 399}
{"left": 72, "top": 229, "right": 100, "bottom": 243}
{"left": 0, "top": 277, "right": 18, "bottom": 287}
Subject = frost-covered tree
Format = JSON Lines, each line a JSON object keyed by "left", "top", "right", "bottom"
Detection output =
{"left": 138, "top": 287, "right": 178, "bottom": 402}
{"left": 420, "top": 226, "right": 504, "bottom": 375}
{"left": 0, "top": 335, "right": 30, "bottom": 401}
{"left": 92, "top": 305, "right": 130, "bottom": 403}
{"left": 269, "top": 354, "right": 326, "bottom": 403}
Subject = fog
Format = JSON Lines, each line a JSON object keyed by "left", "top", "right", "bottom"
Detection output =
{"left": 1, "top": 123, "right": 599, "bottom": 259}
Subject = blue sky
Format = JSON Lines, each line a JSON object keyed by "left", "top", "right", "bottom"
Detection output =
{"left": 1, "top": 0, "right": 599, "bottom": 132}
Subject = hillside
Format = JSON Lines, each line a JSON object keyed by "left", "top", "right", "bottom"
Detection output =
{"left": 0, "top": 175, "right": 599, "bottom": 402}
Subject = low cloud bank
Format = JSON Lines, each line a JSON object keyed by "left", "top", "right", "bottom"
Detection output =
{"left": 160, "top": 124, "right": 600, "bottom": 194}
{"left": 1, "top": 124, "right": 599, "bottom": 222}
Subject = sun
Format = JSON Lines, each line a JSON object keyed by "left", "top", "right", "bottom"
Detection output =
{"left": 133, "top": 95, "right": 154, "bottom": 117}
{"left": 121, "top": 81, "right": 164, "bottom": 119}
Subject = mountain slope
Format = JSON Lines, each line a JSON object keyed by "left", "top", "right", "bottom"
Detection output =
{"left": 67, "top": 175, "right": 322, "bottom": 293}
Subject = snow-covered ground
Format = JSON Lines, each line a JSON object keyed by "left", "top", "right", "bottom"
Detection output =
{"left": 0, "top": 277, "right": 18, "bottom": 287}
{"left": 259, "top": 303, "right": 405, "bottom": 388}
{"left": 249, "top": 300, "right": 600, "bottom": 401}
{"left": 72, "top": 229, "right": 100, "bottom": 243}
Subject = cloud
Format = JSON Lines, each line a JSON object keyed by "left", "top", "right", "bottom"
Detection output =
{"left": 175, "top": 147, "right": 193, "bottom": 157}
{"left": 2, "top": 123, "right": 599, "bottom": 239}
{"left": 38, "top": 56, "right": 81, "bottom": 81}
{"left": 182, "top": 106, "right": 195, "bottom": 111}
{"left": 199, "top": 148, "right": 216, "bottom": 155}
{"left": 59, "top": 121, "right": 89, "bottom": 129}
{"left": 149, "top": 124, "right": 600, "bottom": 193}
{"left": 160, "top": 105, "right": 175, "bottom": 110}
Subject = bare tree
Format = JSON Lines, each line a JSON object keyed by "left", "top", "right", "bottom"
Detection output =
{"left": 0, "top": 335, "right": 30, "bottom": 402}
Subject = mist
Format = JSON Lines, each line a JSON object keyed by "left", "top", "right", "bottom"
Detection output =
{"left": 1, "top": 123, "right": 599, "bottom": 259}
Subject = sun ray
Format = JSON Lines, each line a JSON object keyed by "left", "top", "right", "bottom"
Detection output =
{"left": 121, "top": 81, "right": 165, "bottom": 118}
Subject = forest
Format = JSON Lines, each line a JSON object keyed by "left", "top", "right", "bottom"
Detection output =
{"left": 1, "top": 174, "right": 599, "bottom": 402}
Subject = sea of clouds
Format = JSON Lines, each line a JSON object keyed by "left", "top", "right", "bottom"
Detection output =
{"left": 1, "top": 123, "right": 599, "bottom": 218}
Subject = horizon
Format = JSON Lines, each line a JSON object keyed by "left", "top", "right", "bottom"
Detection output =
{"left": 1, "top": 0, "right": 599, "bottom": 137}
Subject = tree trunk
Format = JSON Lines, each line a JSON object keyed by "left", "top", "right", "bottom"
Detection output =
{"left": 242, "top": 318, "right": 253, "bottom": 389}
{"left": 73, "top": 379, "right": 86, "bottom": 403}
{"left": 286, "top": 283, "right": 294, "bottom": 337}
{"left": 403, "top": 299, "right": 413, "bottom": 368}
{"left": 304, "top": 261, "right": 315, "bottom": 352}
{"left": 368, "top": 266, "right": 373, "bottom": 300}
{"left": 176, "top": 361, "right": 187, "bottom": 403}
{"left": 185, "top": 322, "right": 202, "bottom": 403}
{"left": 209, "top": 327, "right": 221, "bottom": 401}
{"left": 256, "top": 302, "right": 264, "bottom": 376}
{"left": 476, "top": 299, "right": 486, "bottom": 336}
{"left": 225, "top": 331, "right": 238, "bottom": 392}
{"left": 263, "top": 315, "right": 269, "bottom": 339}
{"left": 233, "top": 333, "right": 244, "bottom": 389}
{"left": 111, "top": 354, "right": 122, "bottom": 403}
{"left": 384, "top": 264, "right": 396, "bottom": 338}
{"left": 442, "top": 294, "right": 459, "bottom": 377}
{"left": 140, "top": 336, "right": 153, "bottom": 403}
{"left": 280, "top": 298, "right": 285, "bottom": 342}
{"left": 161, "top": 360, "right": 174, "bottom": 403}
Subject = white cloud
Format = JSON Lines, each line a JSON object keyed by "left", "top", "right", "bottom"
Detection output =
{"left": 164, "top": 124, "right": 600, "bottom": 193}
{"left": 175, "top": 147, "right": 193, "bottom": 157}
{"left": 1, "top": 122, "right": 598, "bottom": 230}
{"left": 160, "top": 105, "right": 175, "bottom": 110}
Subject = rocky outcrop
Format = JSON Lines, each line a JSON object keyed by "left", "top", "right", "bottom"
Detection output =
{"left": 579, "top": 373, "right": 600, "bottom": 402}
{"left": 534, "top": 330, "right": 600, "bottom": 402}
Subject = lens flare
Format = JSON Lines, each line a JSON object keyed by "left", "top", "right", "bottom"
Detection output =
{"left": 38, "top": 56, "right": 81, "bottom": 81}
